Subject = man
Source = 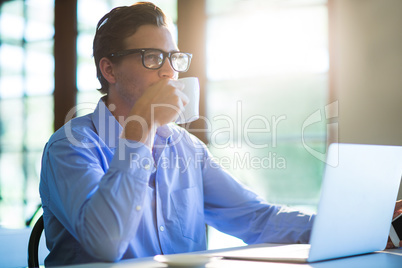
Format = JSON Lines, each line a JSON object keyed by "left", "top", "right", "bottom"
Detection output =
{"left": 39, "top": 2, "right": 398, "bottom": 266}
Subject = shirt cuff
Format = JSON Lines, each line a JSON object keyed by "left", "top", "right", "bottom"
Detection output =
{"left": 109, "top": 138, "right": 155, "bottom": 183}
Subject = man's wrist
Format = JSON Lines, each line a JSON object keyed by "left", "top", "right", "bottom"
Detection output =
{"left": 121, "top": 117, "right": 157, "bottom": 149}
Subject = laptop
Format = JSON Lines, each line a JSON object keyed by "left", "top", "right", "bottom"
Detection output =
{"left": 213, "top": 143, "right": 402, "bottom": 263}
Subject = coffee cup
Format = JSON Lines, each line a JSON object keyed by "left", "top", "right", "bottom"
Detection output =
{"left": 175, "top": 77, "right": 200, "bottom": 124}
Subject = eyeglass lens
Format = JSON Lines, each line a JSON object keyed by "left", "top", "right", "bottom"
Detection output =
{"left": 143, "top": 50, "right": 190, "bottom": 72}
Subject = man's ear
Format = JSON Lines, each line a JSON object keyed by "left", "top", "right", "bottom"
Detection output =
{"left": 99, "top": 57, "right": 117, "bottom": 84}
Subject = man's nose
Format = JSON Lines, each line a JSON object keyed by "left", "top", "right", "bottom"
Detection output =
{"left": 158, "top": 58, "right": 176, "bottom": 78}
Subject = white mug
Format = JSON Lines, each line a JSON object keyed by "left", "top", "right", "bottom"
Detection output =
{"left": 176, "top": 77, "right": 200, "bottom": 124}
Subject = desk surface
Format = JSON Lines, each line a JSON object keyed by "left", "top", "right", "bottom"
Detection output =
{"left": 56, "top": 244, "right": 402, "bottom": 268}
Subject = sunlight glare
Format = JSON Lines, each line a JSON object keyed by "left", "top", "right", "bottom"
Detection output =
{"left": 207, "top": 6, "right": 328, "bottom": 81}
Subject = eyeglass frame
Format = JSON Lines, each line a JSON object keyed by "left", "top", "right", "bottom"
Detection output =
{"left": 108, "top": 48, "right": 192, "bottom": 72}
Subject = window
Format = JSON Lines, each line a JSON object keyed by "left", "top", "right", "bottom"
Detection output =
{"left": 0, "top": 0, "right": 54, "bottom": 227}
{"left": 0, "top": 0, "right": 178, "bottom": 228}
{"left": 0, "top": 0, "right": 328, "bottom": 244}
{"left": 205, "top": 0, "right": 329, "bottom": 248}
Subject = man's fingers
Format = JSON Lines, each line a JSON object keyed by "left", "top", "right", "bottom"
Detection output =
{"left": 394, "top": 200, "right": 402, "bottom": 212}
{"left": 176, "top": 88, "right": 189, "bottom": 106}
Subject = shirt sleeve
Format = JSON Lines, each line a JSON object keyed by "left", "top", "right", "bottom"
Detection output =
{"left": 41, "top": 136, "right": 154, "bottom": 261}
{"left": 201, "top": 149, "right": 314, "bottom": 245}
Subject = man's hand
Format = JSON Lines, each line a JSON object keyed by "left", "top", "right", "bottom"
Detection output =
{"left": 121, "top": 78, "right": 188, "bottom": 148}
{"left": 386, "top": 200, "right": 402, "bottom": 249}
{"left": 135, "top": 78, "right": 188, "bottom": 127}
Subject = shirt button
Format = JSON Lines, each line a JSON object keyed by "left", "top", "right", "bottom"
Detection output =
{"left": 159, "top": 225, "right": 165, "bottom": 232}
{"left": 135, "top": 205, "right": 141, "bottom": 211}
{"left": 144, "top": 164, "right": 150, "bottom": 170}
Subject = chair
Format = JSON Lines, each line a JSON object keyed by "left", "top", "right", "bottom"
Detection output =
{"left": 28, "top": 215, "right": 44, "bottom": 268}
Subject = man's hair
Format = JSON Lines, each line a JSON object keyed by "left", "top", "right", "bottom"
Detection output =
{"left": 93, "top": 2, "right": 169, "bottom": 95}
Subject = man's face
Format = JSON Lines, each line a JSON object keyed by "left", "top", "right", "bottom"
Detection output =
{"left": 110, "top": 24, "right": 179, "bottom": 106}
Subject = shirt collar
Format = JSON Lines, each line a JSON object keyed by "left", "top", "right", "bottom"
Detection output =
{"left": 92, "top": 98, "right": 174, "bottom": 148}
{"left": 156, "top": 124, "right": 173, "bottom": 140}
{"left": 92, "top": 98, "right": 122, "bottom": 148}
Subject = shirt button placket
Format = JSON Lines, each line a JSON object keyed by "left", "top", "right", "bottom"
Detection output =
{"left": 155, "top": 185, "right": 168, "bottom": 252}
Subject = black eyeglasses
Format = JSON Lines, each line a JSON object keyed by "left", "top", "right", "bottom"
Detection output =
{"left": 109, "top": 48, "right": 192, "bottom": 72}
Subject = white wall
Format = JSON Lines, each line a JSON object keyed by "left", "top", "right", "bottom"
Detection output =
{"left": 330, "top": 0, "right": 402, "bottom": 198}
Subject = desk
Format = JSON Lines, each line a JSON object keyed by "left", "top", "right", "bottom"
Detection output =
{"left": 56, "top": 244, "right": 402, "bottom": 268}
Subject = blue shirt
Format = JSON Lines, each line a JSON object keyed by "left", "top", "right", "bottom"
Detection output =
{"left": 40, "top": 99, "right": 314, "bottom": 266}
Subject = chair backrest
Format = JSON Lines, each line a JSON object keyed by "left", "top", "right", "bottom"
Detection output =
{"left": 28, "top": 215, "right": 44, "bottom": 268}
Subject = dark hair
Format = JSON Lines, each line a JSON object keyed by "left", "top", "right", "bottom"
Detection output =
{"left": 93, "top": 2, "right": 169, "bottom": 95}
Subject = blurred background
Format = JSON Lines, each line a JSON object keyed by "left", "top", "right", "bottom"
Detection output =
{"left": 0, "top": 0, "right": 401, "bottom": 249}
